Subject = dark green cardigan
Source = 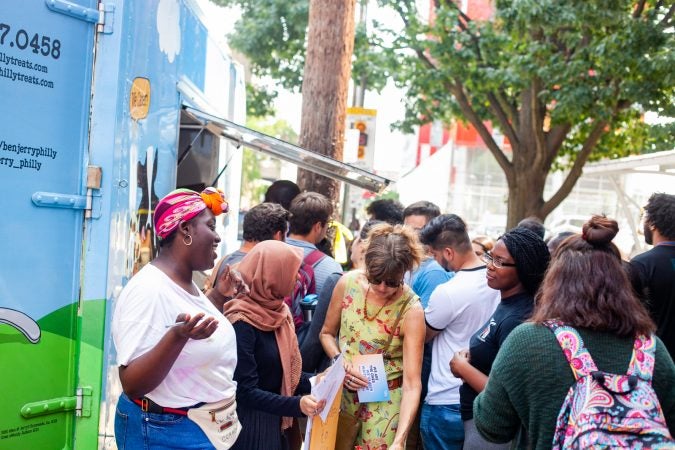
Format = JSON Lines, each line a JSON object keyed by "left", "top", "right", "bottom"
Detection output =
{"left": 474, "top": 322, "right": 675, "bottom": 449}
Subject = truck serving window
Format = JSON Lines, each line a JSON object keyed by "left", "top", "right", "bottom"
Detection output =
{"left": 177, "top": 109, "right": 221, "bottom": 192}
{"left": 181, "top": 105, "right": 391, "bottom": 194}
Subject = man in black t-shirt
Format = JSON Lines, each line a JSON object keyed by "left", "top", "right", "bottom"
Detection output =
{"left": 630, "top": 193, "right": 675, "bottom": 356}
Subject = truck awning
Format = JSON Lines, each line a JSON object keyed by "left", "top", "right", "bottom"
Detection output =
{"left": 182, "top": 106, "right": 391, "bottom": 193}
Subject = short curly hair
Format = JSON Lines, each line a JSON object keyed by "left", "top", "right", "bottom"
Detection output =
{"left": 242, "top": 202, "right": 290, "bottom": 242}
{"left": 644, "top": 193, "right": 675, "bottom": 240}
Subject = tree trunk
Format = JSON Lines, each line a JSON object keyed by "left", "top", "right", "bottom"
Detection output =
{"left": 505, "top": 143, "right": 547, "bottom": 229}
{"left": 297, "top": 0, "right": 356, "bottom": 203}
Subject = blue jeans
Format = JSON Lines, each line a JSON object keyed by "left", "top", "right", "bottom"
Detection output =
{"left": 420, "top": 403, "right": 464, "bottom": 450}
{"left": 115, "top": 393, "right": 214, "bottom": 449}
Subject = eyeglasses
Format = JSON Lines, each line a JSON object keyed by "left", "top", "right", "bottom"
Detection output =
{"left": 366, "top": 275, "right": 403, "bottom": 288}
{"left": 480, "top": 251, "right": 517, "bottom": 269}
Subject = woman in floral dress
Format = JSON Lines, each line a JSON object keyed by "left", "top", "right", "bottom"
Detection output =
{"left": 321, "top": 223, "right": 426, "bottom": 450}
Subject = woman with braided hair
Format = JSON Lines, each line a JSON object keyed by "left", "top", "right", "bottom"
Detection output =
{"left": 473, "top": 215, "right": 675, "bottom": 448}
{"left": 450, "top": 227, "right": 550, "bottom": 449}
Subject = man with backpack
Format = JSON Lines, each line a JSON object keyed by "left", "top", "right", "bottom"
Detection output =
{"left": 286, "top": 192, "right": 343, "bottom": 331}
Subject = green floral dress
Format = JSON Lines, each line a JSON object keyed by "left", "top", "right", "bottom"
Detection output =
{"left": 339, "top": 270, "right": 420, "bottom": 449}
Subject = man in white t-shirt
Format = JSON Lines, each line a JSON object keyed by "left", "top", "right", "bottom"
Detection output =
{"left": 418, "top": 214, "right": 500, "bottom": 450}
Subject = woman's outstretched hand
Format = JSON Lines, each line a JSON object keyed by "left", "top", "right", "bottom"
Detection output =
{"left": 170, "top": 313, "right": 218, "bottom": 340}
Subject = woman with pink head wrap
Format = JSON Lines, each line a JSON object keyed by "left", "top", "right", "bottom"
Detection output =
{"left": 112, "top": 187, "right": 245, "bottom": 449}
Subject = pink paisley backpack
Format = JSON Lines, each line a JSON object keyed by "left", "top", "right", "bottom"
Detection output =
{"left": 544, "top": 320, "right": 674, "bottom": 449}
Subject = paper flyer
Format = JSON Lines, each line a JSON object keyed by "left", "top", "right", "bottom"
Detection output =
{"left": 306, "top": 385, "right": 344, "bottom": 450}
{"left": 353, "top": 353, "right": 390, "bottom": 403}
{"left": 303, "top": 354, "right": 346, "bottom": 450}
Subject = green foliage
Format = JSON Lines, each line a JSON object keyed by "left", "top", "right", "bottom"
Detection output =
{"left": 246, "top": 84, "right": 278, "bottom": 118}
{"left": 240, "top": 117, "right": 299, "bottom": 205}
{"left": 210, "top": 0, "right": 393, "bottom": 93}
{"left": 214, "top": 0, "right": 673, "bottom": 220}
{"left": 389, "top": 0, "right": 674, "bottom": 163}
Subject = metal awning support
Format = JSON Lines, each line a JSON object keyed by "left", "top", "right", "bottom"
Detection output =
{"left": 182, "top": 106, "right": 391, "bottom": 193}
{"left": 583, "top": 149, "right": 675, "bottom": 176}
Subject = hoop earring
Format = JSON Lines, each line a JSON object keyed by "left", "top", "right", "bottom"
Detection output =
{"left": 183, "top": 234, "right": 192, "bottom": 246}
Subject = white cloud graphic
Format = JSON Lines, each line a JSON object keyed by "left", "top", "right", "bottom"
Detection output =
{"left": 157, "top": 0, "right": 181, "bottom": 63}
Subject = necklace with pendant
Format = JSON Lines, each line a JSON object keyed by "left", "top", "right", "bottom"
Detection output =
{"left": 363, "top": 285, "right": 397, "bottom": 321}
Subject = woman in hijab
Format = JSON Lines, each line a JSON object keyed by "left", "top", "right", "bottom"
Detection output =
{"left": 112, "top": 188, "right": 243, "bottom": 449}
{"left": 450, "top": 227, "right": 550, "bottom": 449}
{"left": 223, "top": 240, "right": 325, "bottom": 450}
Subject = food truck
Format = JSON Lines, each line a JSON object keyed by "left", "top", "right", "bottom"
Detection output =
{"left": 0, "top": 0, "right": 389, "bottom": 448}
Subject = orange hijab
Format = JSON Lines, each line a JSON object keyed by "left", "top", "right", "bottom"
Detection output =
{"left": 222, "top": 240, "right": 303, "bottom": 430}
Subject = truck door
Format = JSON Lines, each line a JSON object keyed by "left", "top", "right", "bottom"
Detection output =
{"left": 0, "top": 1, "right": 98, "bottom": 449}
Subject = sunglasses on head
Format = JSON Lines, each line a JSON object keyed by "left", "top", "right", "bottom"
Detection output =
{"left": 366, "top": 275, "right": 403, "bottom": 288}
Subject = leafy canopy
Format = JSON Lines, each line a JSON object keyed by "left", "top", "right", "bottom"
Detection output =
{"left": 214, "top": 0, "right": 673, "bottom": 222}
{"left": 391, "top": 0, "right": 673, "bottom": 161}
{"left": 211, "top": 0, "right": 392, "bottom": 97}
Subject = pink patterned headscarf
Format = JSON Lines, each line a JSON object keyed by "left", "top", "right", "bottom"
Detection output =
{"left": 153, "top": 187, "right": 229, "bottom": 240}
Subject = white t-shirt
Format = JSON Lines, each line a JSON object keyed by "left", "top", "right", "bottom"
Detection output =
{"left": 424, "top": 266, "right": 499, "bottom": 405}
{"left": 112, "top": 264, "right": 237, "bottom": 407}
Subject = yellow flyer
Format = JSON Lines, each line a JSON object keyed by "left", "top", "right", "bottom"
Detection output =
{"left": 308, "top": 386, "right": 343, "bottom": 450}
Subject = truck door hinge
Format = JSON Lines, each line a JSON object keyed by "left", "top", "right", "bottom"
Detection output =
{"left": 97, "top": 2, "right": 115, "bottom": 34}
{"left": 75, "top": 386, "right": 93, "bottom": 417}
{"left": 20, "top": 386, "right": 92, "bottom": 419}
{"left": 32, "top": 166, "right": 103, "bottom": 219}
{"left": 45, "top": 0, "right": 114, "bottom": 34}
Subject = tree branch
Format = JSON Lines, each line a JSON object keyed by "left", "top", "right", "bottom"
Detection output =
{"left": 486, "top": 93, "right": 519, "bottom": 147}
{"left": 450, "top": 78, "right": 514, "bottom": 181}
{"left": 530, "top": 80, "right": 548, "bottom": 170}
{"left": 389, "top": 0, "right": 438, "bottom": 71}
{"left": 545, "top": 123, "right": 572, "bottom": 167}
{"left": 540, "top": 120, "right": 608, "bottom": 217}
{"left": 633, "top": 0, "right": 647, "bottom": 18}
{"left": 659, "top": 4, "right": 675, "bottom": 28}
{"left": 437, "top": 0, "right": 519, "bottom": 146}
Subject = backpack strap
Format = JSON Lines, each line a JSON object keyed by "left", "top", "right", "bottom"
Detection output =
{"left": 304, "top": 249, "right": 326, "bottom": 268}
{"left": 543, "top": 319, "right": 598, "bottom": 380}
{"left": 627, "top": 334, "right": 657, "bottom": 381}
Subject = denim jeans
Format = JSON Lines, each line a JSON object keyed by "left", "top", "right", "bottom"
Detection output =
{"left": 420, "top": 403, "right": 464, "bottom": 450}
{"left": 115, "top": 393, "right": 214, "bottom": 449}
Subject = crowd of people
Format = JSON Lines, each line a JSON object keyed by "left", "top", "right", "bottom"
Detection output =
{"left": 112, "top": 184, "right": 675, "bottom": 450}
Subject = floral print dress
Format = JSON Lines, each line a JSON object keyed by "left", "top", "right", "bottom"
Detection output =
{"left": 339, "top": 270, "right": 420, "bottom": 450}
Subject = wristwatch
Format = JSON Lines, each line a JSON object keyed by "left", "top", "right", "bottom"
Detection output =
{"left": 330, "top": 353, "right": 341, "bottom": 365}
